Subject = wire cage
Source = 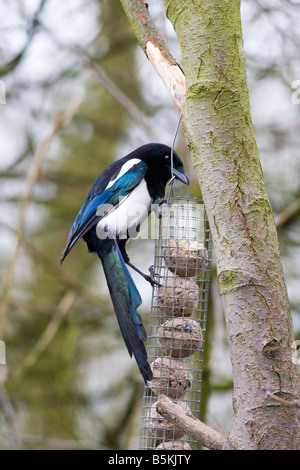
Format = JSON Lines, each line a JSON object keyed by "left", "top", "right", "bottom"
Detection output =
{"left": 139, "top": 196, "right": 212, "bottom": 450}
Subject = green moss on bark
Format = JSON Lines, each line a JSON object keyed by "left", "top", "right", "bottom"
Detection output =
{"left": 164, "top": 0, "right": 300, "bottom": 450}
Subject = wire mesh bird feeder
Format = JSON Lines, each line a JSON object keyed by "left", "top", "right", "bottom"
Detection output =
{"left": 139, "top": 196, "right": 212, "bottom": 450}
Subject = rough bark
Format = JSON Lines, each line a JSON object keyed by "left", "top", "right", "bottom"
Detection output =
{"left": 121, "top": 0, "right": 300, "bottom": 450}
{"left": 164, "top": 0, "right": 300, "bottom": 450}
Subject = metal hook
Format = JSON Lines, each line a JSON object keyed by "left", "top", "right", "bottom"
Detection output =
{"left": 168, "top": 112, "right": 183, "bottom": 204}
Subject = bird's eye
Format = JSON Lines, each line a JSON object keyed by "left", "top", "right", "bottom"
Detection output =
{"left": 165, "top": 155, "right": 170, "bottom": 160}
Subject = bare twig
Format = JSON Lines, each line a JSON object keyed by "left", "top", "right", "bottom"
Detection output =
{"left": 39, "top": 21, "right": 154, "bottom": 139}
{"left": 0, "top": 104, "right": 79, "bottom": 336}
{"left": 0, "top": 220, "right": 111, "bottom": 312}
{"left": 275, "top": 197, "right": 300, "bottom": 228}
{"left": 0, "top": 0, "right": 48, "bottom": 76}
{"left": 11, "top": 291, "right": 76, "bottom": 385}
{"left": 0, "top": 430, "right": 105, "bottom": 450}
{"left": 0, "top": 384, "right": 21, "bottom": 450}
{"left": 262, "top": 386, "right": 300, "bottom": 407}
{"left": 156, "top": 395, "right": 226, "bottom": 450}
{"left": 78, "top": 53, "right": 155, "bottom": 139}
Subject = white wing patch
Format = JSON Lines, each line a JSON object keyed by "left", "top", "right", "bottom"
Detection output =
{"left": 106, "top": 158, "right": 142, "bottom": 189}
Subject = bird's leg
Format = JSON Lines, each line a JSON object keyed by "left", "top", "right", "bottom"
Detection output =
{"left": 126, "top": 261, "right": 161, "bottom": 287}
{"left": 117, "top": 238, "right": 161, "bottom": 287}
{"left": 152, "top": 198, "right": 171, "bottom": 219}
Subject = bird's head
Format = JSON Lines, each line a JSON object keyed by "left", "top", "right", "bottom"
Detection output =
{"left": 163, "top": 147, "right": 189, "bottom": 186}
{"left": 136, "top": 143, "right": 189, "bottom": 186}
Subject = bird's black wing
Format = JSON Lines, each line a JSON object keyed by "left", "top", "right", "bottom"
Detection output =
{"left": 60, "top": 160, "right": 148, "bottom": 263}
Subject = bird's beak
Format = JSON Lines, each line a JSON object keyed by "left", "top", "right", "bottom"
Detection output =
{"left": 173, "top": 168, "right": 189, "bottom": 185}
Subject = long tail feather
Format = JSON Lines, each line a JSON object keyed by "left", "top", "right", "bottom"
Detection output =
{"left": 99, "top": 240, "right": 152, "bottom": 383}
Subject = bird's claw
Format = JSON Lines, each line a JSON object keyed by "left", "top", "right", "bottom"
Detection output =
{"left": 153, "top": 198, "right": 171, "bottom": 219}
{"left": 153, "top": 197, "right": 171, "bottom": 207}
{"left": 148, "top": 266, "right": 162, "bottom": 287}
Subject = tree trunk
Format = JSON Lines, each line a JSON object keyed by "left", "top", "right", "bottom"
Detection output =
{"left": 121, "top": 0, "right": 300, "bottom": 450}
{"left": 164, "top": 0, "right": 300, "bottom": 450}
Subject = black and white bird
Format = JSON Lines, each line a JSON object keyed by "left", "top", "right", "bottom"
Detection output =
{"left": 60, "top": 143, "right": 189, "bottom": 383}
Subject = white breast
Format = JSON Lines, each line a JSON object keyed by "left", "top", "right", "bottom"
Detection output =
{"left": 96, "top": 179, "right": 151, "bottom": 240}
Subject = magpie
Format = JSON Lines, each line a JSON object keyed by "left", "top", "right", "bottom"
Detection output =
{"left": 60, "top": 143, "right": 189, "bottom": 383}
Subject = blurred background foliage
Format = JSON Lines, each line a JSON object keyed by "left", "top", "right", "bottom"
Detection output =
{"left": 0, "top": 0, "right": 299, "bottom": 450}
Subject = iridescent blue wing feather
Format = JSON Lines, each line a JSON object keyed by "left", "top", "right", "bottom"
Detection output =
{"left": 60, "top": 160, "right": 147, "bottom": 263}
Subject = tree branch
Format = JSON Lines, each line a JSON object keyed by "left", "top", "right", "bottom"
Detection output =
{"left": 160, "top": 0, "right": 300, "bottom": 449}
{"left": 120, "top": 0, "right": 186, "bottom": 110}
{"left": 0, "top": 430, "right": 105, "bottom": 450}
{"left": 0, "top": 220, "right": 111, "bottom": 312}
{"left": 11, "top": 291, "right": 76, "bottom": 387}
{"left": 0, "top": 104, "right": 79, "bottom": 336}
{"left": 275, "top": 197, "right": 300, "bottom": 228}
{"left": 262, "top": 386, "right": 300, "bottom": 408}
{"left": 0, "top": 384, "right": 21, "bottom": 450}
{"left": 0, "top": 0, "right": 48, "bottom": 76}
{"left": 156, "top": 395, "right": 226, "bottom": 451}
{"left": 39, "top": 20, "right": 155, "bottom": 139}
